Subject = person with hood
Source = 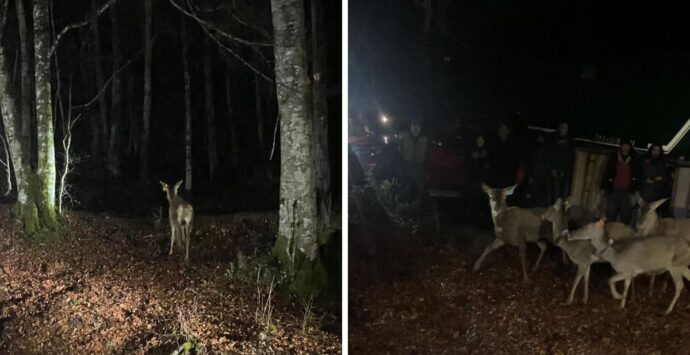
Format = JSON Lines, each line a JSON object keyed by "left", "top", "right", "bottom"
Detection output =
{"left": 638, "top": 143, "right": 668, "bottom": 204}
{"left": 601, "top": 139, "right": 639, "bottom": 224}
{"left": 544, "top": 122, "right": 577, "bottom": 204}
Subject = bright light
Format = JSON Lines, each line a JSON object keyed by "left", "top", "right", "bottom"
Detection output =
{"left": 383, "top": 135, "right": 389, "bottom": 144}
{"left": 381, "top": 115, "right": 389, "bottom": 124}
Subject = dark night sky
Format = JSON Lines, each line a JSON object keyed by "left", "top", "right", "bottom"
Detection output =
{"left": 350, "top": 0, "right": 690, "bottom": 154}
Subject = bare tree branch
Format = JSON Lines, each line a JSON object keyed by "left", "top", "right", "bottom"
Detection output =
{"left": 169, "top": 0, "right": 272, "bottom": 47}
{"left": 49, "top": 0, "right": 122, "bottom": 57}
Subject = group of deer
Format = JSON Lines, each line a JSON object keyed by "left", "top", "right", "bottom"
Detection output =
{"left": 473, "top": 183, "right": 690, "bottom": 315}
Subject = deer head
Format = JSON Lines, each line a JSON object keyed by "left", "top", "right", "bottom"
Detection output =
{"left": 159, "top": 180, "right": 183, "bottom": 202}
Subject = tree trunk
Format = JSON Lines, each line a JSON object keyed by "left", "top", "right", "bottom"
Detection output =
{"left": 15, "top": 0, "right": 32, "bottom": 165}
{"left": 225, "top": 68, "right": 239, "bottom": 169}
{"left": 32, "top": 0, "right": 57, "bottom": 229}
{"left": 204, "top": 38, "right": 218, "bottom": 181}
{"left": 92, "top": 0, "right": 108, "bottom": 159}
{"left": 310, "top": 0, "right": 331, "bottom": 226}
{"left": 0, "top": 0, "right": 40, "bottom": 233}
{"left": 107, "top": 4, "right": 122, "bottom": 178}
{"left": 181, "top": 18, "right": 192, "bottom": 193}
{"left": 270, "top": 0, "right": 322, "bottom": 298}
{"left": 254, "top": 52, "right": 265, "bottom": 157}
{"left": 126, "top": 70, "right": 138, "bottom": 155}
{"left": 79, "top": 29, "right": 99, "bottom": 160}
{"left": 140, "top": 0, "right": 152, "bottom": 185}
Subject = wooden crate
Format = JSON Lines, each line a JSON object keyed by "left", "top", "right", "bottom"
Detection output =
{"left": 671, "top": 166, "right": 690, "bottom": 219}
{"left": 568, "top": 147, "right": 611, "bottom": 224}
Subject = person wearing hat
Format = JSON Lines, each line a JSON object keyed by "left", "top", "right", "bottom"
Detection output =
{"left": 601, "top": 139, "right": 640, "bottom": 224}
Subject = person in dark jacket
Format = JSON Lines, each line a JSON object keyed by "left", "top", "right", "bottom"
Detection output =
{"left": 528, "top": 134, "right": 549, "bottom": 207}
{"left": 488, "top": 124, "right": 519, "bottom": 189}
{"left": 544, "top": 122, "right": 577, "bottom": 204}
{"left": 469, "top": 134, "right": 490, "bottom": 183}
{"left": 638, "top": 143, "right": 668, "bottom": 204}
{"left": 601, "top": 140, "right": 639, "bottom": 224}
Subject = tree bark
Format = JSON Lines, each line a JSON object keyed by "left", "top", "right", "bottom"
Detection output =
{"left": 140, "top": 0, "right": 152, "bottom": 184}
{"left": 15, "top": 0, "right": 32, "bottom": 165}
{"left": 92, "top": 0, "right": 108, "bottom": 159}
{"left": 225, "top": 68, "right": 239, "bottom": 169}
{"left": 310, "top": 0, "right": 331, "bottom": 226}
{"left": 107, "top": 4, "right": 122, "bottom": 178}
{"left": 32, "top": 0, "right": 57, "bottom": 229}
{"left": 79, "top": 28, "right": 100, "bottom": 160}
{"left": 204, "top": 38, "right": 218, "bottom": 181}
{"left": 270, "top": 0, "right": 319, "bottom": 293}
{"left": 181, "top": 18, "right": 192, "bottom": 193}
{"left": 126, "top": 69, "right": 138, "bottom": 155}
{"left": 0, "top": 0, "right": 40, "bottom": 233}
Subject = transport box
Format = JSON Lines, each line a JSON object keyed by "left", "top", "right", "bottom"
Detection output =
{"left": 569, "top": 147, "right": 612, "bottom": 224}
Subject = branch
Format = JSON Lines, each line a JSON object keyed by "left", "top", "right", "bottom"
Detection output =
{"left": 169, "top": 0, "right": 271, "bottom": 47}
{"left": 74, "top": 38, "right": 154, "bottom": 109}
{"left": 49, "top": 0, "right": 121, "bottom": 58}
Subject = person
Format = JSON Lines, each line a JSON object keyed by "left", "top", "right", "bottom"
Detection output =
{"left": 468, "top": 134, "right": 490, "bottom": 183}
{"left": 544, "top": 122, "right": 576, "bottom": 204}
{"left": 638, "top": 143, "right": 667, "bottom": 204}
{"left": 467, "top": 133, "right": 492, "bottom": 226}
{"left": 399, "top": 120, "right": 428, "bottom": 205}
{"left": 527, "top": 134, "right": 549, "bottom": 207}
{"left": 601, "top": 139, "right": 639, "bottom": 224}
{"left": 487, "top": 124, "right": 519, "bottom": 189}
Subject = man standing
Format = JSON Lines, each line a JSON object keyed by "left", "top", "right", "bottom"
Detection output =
{"left": 488, "top": 124, "right": 520, "bottom": 189}
{"left": 399, "top": 120, "right": 428, "bottom": 205}
{"left": 639, "top": 143, "right": 667, "bottom": 203}
{"left": 544, "top": 122, "right": 576, "bottom": 204}
{"left": 601, "top": 140, "right": 638, "bottom": 224}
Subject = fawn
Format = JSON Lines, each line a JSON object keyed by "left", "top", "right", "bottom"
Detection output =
{"left": 160, "top": 180, "right": 194, "bottom": 262}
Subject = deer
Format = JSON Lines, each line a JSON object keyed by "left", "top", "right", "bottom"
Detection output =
{"left": 542, "top": 199, "right": 605, "bottom": 304}
{"left": 160, "top": 180, "right": 194, "bottom": 262}
{"left": 473, "top": 183, "right": 547, "bottom": 283}
{"left": 568, "top": 218, "right": 690, "bottom": 314}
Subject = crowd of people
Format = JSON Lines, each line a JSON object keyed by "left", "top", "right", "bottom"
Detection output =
{"left": 349, "top": 113, "right": 675, "bottom": 228}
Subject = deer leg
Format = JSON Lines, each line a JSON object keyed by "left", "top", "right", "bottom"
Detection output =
{"left": 531, "top": 240, "right": 547, "bottom": 273}
{"left": 562, "top": 250, "right": 568, "bottom": 264}
{"left": 169, "top": 225, "right": 176, "bottom": 256}
{"left": 473, "top": 238, "right": 504, "bottom": 271}
{"left": 665, "top": 269, "right": 684, "bottom": 315}
{"left": 583, "top": 265, "right": 591, "bottom": 303}
{"left": 519, "top": 243, "right": 530, "bottom": 283}
{"left": 184, "top": 225, "right": 190, "bottom": 263}
{"left": 567, "top": 265, "right": 585, "bottom": 305}
{"left": 609, "top": 273, "right": 626, "bottom": 300}
{"left": 661, "top": 274, "right": 669, "bottom": 293}
{"left": 620, "top": 278, "right": 632, "bottom": 308}
{"left": 649, "top": 274, "right": 656, "bottom": 297}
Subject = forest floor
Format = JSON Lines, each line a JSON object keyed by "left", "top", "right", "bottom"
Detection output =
{"left": 349, "top": 216, "right": 690, "bottom": 354}
{"left": 0, "top": 205, "right": 340, "bottom": 354}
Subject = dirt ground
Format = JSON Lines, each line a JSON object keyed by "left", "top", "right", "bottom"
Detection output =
{"left": 349, "top": 218, "right": 690, "bottom": 355}
{"left": 0, "top": 206, "right": 340, "bottom": 354}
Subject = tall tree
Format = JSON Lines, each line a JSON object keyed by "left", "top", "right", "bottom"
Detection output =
{"left": 310, "top": 0, "right": 331, "bottom": 226}
{"left": 253, "top": 48, "right": 265, "bottom": 156}
{"left": 33, "top": 0, "right": 57, "bottom": 229}
{"left": 181, "top": 17, "right": 193, "bottom": 192}
{"left": 203, "top": 37, "right": 217, "bottom": 180}
{"left": 270, "top": 0, "right": 322, "bottom": 297}
{"left": 140, "top": 0, "right": 152, "bottom": 184}
{"left": 15, "top": 0, "right": 32, "bottom": 164}
{"left": 225, "top": 67, "right": 239, "bottom": 169}
{"left": 92, "top": 0, "right": 108, "bottom": 160}
{"left": 107, "top": 4, "right": 122, "bottom": 178}
{"left": 0, "top": 0, "right": 40, "bottom": 232}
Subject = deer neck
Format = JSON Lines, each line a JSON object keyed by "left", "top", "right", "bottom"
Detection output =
{"left": 489, "top": 200, "right": 507, "bottom": 227}
{"left": 165, "top": 191, "right": 176, "bottom": 203}
{"left": 590, "top": 232, "right": 613, "bottom": 259}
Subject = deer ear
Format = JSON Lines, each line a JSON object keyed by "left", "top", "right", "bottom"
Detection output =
{"left": 159, "top": 180, "right": 167, "bottom": 190}
{"left": 174, "top": 180, "right": 183, "bottom": 193}
{"left": 650, "top": 198, "right": 669, "bottom": 211}
{"left": 481, "top": 183, "right": 491, "bottom": 195}
{"left": 634, "top": 192, "right": 645, "bottom": 207}
{"left": 503, "top": 185, "right": 517, "bottom": 196}
{"left": 554, "top": 198, "right": 563, "bottom": 209}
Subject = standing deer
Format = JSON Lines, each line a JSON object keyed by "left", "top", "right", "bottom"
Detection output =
{"left": 569, "top": 219, "right": 690, "bottom": 314}
{"left": 542, "top": 200, "right": 604, "bottom": 304}
{"left": 160, "top": 180, "right": 194, "bottom": 262}
{"left": 473, "top": 184, "right": 547, "bottom": 283}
